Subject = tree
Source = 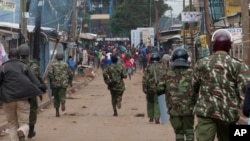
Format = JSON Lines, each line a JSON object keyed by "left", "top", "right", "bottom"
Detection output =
{"left": 110, "top": 0, "right": 171, "bottom": 36}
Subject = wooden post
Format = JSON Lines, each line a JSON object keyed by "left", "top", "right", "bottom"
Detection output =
{"left": 204, "top": 0, "right": 211, "bottom": 53}
{"left": 20, "top": 0, "right": 28, "bottom": 42}
{"left": 183, "top": 0, "right": 186, "bottom": 48}
{"left": 71, "top": 0, "right": 77, "bottom": 41}
{"left": 241, "top": 0, "right": 250, "bottom": 66}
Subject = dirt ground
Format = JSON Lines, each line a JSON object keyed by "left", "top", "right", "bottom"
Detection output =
{"left": 0, "top": 68, "right": 175, "bottom": 141}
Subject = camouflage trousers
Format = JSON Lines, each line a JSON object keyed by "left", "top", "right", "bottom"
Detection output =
{"left": 170, "top": 115, "right": 194, "bottom": 141}
{"left": 110, "top": 90, "right": 124, "bottom": 113}
{"left": 196, "top": 116, "right": 236, "bottom": 141}
{"left": 52, "top": 87, "right": 67, "bottom": 109}
{"left": 28, "top": 97, "right": 38, "bottom": 125}
{"left": 146, "top": 94, "right": 160, "bottom": 119}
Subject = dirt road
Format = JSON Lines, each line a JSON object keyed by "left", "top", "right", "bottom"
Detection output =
{"left": 0, "top": 69, "right": 175, "bottom": 141}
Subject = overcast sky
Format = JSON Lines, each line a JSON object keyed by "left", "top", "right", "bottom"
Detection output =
{"left": 164, "top": 0, "right": 190, "bottom": 17}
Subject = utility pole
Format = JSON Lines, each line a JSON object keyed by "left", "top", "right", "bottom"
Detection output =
{"left": 204, "top": 0, "right": 211, "bottom": 53}
{"left": 149, "top": 0, "right": 152, "bottom": 27}
{"left": 183, "top": 0, "right": 186, "bottom": 48}
{"left": 189, "top": 0, "right": 195, "bottom": 65}
{"left": 154, "top": 0, "right": 160, "bottom": 49}
{"left": 71, "top": 0, "right": 77, "bottom": 41}
{"left": 33, "top": 0, "right": 43, "bottom": 60}
{"left": 241, "top": 0, "right": 250, "bottom": 66}
{"left": 20, "top": 0, "right": 28, "bottom": 43}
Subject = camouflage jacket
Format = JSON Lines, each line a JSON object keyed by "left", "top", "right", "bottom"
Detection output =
{"left": 143, "top": 62, "right": 166, "bottom": 95}
{"left": 157, "top": 67, "right": 194, "bottom": 116}
{"left": 193, "top": 51, "right": 250, "bottom": 122}
{"left": 48, "top": 60, "right": 72, "bottom": 88}
{"left": 103, "top": 63, "right": 127, "bottom": 92}
{"left": 29, "top": 59, "right": 44, "bottom": 83}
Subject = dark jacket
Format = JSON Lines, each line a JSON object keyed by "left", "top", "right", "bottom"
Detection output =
{"left": 0, "top": 59, "right": 43, "bottom": 102}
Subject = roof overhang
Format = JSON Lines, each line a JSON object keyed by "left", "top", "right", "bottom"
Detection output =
{"left": 79, "top": 33, "right": 97, "bottom": 40}
{"left": 90, "top": 14, "right": 110, "bottom": 20}
{"left": 0, "top": 22, "right": 55, "bottom": 32}
{"left": 160, "top": 35, "right": 182, "bottom": 43}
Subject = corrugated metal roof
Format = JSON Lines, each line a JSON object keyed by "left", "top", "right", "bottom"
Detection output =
{"left": 0, "top": 22, "right": 55, "bottom": 32}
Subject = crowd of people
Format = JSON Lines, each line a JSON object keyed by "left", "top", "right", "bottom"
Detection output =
{"left": 1, "top": 28, "right": 250, "bottom": 141}
{"left": 101, "top": 29, "right": 250, "bottom": 141}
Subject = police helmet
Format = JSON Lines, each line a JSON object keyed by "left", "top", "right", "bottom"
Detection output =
{"left": 150, "top": 53, "right": 160, "bottom": 62}
{"left": 211, "top": 29, "right": 233, "bottom": 52}
{"left": 18, "top": 44, "right": 30, "bottom": 56}
{"left": 56, "top": 52, "right": 64, "bottom": 60}
{"left": 171, "top": 47, "right": 189, "bottom": 67}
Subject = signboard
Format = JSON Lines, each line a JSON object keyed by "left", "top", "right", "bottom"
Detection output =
{"left": 0, "top": 0, "right": 16, "bottom": 12}
{"left": 181, "top": 12, "right": 201, "bottom": 23}
{"left": 226, "top": 28, "right": 242, "bottom": 44}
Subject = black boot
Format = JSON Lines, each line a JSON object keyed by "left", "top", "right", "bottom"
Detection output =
{"left": 56, "top": 108, "right": 60, "bottom": 117}
{"left": 61, "top": 101, "right": 66, "bottom": 111}
{"left": 149, "top": 118, "right": 154, "bottom": 122}
{"left": 28, "top": 125, "right": 36, "bottom": 138}
{"left": 113, "top": 110, "right": 118, "bottom": 116}
{"left": 155, "top": 118, "right": 160, "bottom": 124}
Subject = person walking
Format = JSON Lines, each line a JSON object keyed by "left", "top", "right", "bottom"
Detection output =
{"left": 18, "top": 44, "right": 45, "bottom": 139}
{"left": 142, "top": 53, "right": 163, "bottom": 124}
{"left": 0, "top": 48, "right": 45, "bottom": 141}
{"left": 157, "top": 48, "right": 195, "bottom": 141}
{"left": 192, "top": 29, "right": 250, "bottom": 141}
{"left": 67, "top": 56, "right": 77, "bottom": 87}
{"left": 103, "top": 55, "right": 127, "bottom": 116}
{"left": 48, "top": 52, "right": 72, "bottom": 117}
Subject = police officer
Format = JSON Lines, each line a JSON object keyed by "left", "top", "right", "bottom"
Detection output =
{"left": 48, "top": 52, "right": 72, "bottom": 117}
{"left": 193, "top": 29, "right": 250, "bottom": 141}
{"left": 18, "top": 44, "right": 46, "bottom": 139}
{"left": 103, "top": 55, "right": 127, "bottom": 116}
{"left": 142, "top": 53, "right": 163, "bottom": 124}
{"left": 157, "top": 47, "right": 195, "bottom": 141}
{"left": 1, "top": 48, "right": 44, "bottom": 141}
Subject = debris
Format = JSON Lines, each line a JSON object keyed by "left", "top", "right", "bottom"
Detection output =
{"left": 131, "top": 107, "right": 138, "bottom": 110}
{"left": 0, "top": 129, "right": 9, "bottom": 136}
{"left": 135, "top": 113, "right": 145, "bottom": 117}
{"left": 82, "top": 106, "right": 87, "bottom": 108}
{"left": 69, "top": 113, "right": 77, "bottom": 116}
{"left": 72, "top": 121, "right": 77, "bottom": 123}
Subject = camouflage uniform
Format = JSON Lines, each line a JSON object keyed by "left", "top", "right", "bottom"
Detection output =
{"left": 48, "top": 60, "right": 72, "bottom": 116}
{"left": 157, "top": 67, "right": 194, "bottom": 141}
{"left": 103, "top": 63, "right": 127, "bottom": 116}
{"left": 193, "top": 51, "right": 250, "bottom": 141}
{"left": 28, "top": 59, "right": 42, "bottom": 136}
{"left": 142, "top": 62, "right": 164, "bottom": 123}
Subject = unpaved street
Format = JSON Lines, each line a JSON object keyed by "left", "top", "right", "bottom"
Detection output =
{"left": 0, "top": 69, "right": 175, "bottom": 141}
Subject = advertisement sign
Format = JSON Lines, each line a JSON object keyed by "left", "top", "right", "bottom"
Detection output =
{"left": 226, "top": 28, "right": 242, "bottom": 44}
{"left": 181, "top": 12, "right": 201, "bottom": 23}
{"left": 0, "top": 0, "right": 16, "bottom": 12}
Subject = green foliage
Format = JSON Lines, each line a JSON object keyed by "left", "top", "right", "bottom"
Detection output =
{"left": 110, "top": 0, "right": 171, "bottom": 36}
